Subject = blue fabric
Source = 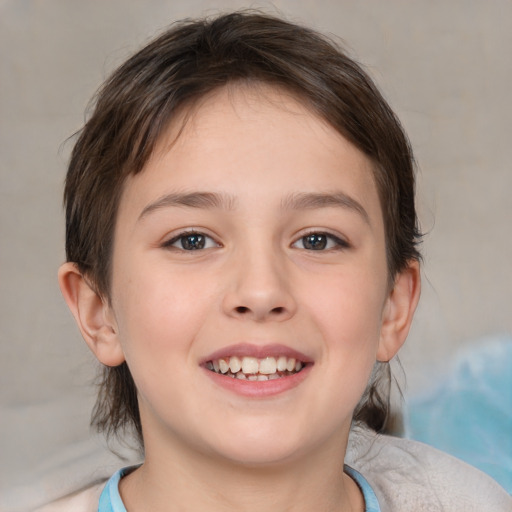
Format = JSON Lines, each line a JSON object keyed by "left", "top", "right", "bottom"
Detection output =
{"left": 406, "top": 335, "right": 512, "bottom": 493}
{"left": 98, "top": 467, "right": 128, "bottom": 512}
{"left": 98, "top": 465, "right": 381, "bottom": 511}
{"left": 345, "top": 465, "right": 381, "bottom": 512}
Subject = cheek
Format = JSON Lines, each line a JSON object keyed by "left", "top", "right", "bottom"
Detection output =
{"left": 305, "top": 268, "right": 386, "bottom": 358}
{"left": 110, "top": 267, "right": 214, "bottom": 412}
{"left": 112, "top": 262, "right": 216, "bottom": 361}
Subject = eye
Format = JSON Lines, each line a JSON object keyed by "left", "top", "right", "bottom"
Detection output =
{"left": 164, "top": 231, "right": 219, "bottom": 251}
{"left": 292, "top": 232, "right": 349, "bottom": 251}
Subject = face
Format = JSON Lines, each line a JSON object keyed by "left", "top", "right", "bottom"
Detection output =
{"left": 108, "top": 85, "right": 394, "bottom": 466}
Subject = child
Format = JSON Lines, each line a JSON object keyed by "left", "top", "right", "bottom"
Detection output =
{"left": 43, "top": 11, "right": 511, "bottom": 512}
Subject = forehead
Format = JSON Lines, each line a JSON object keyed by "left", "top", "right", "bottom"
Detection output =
{"left": 117, "top": 84, "right": 382, "bottom": 226}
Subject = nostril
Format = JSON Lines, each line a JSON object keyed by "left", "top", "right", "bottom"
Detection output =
{"left": 235, "top": 306, "right": 250, "bottom": 314}
{"left": 271, "top": 307, "right": 285, "bottom": 315}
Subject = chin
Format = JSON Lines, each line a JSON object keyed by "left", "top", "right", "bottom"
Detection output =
{"left": 215, "top": 443, "right": 304, "bottom": 468}
{"left": 203, "top": 422, "right": 320, "bottom": 468}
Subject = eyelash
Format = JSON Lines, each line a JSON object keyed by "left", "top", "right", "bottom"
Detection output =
{"left": 162, "top": 229, "right": 350, "bottom": 252}
{"left": 292, "top": 231, "right": 350, "bottom": 251}
{"left": 162, "top": 230, "right": 220, "bottom": 251}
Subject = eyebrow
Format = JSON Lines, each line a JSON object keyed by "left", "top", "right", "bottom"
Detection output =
{"left": 280, "top": 192, "right": 370, "bottom": 224}
{"left": 138, "top": 191, "right": 237, "bottom": 220}
{"left": 138, "top": 190, "right": 370, "bottom": 224}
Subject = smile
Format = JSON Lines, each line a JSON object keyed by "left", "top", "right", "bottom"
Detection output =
{"left": 206, "top": 356, "right": 305, "bottom": 381}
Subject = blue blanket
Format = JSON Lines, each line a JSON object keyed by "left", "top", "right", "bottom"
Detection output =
{"left": 406, "top": 335, "right": 512, "bottom": 493}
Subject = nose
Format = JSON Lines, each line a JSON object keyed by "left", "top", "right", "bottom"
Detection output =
{"left": 222, "top": 248, "right": 297, "bottom": 322}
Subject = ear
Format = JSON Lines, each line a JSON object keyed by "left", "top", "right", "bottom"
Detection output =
{"left": 377, "top": 260, "right": 421, "bottom": 362}
{"left": 58, "top": 262, "right": 125, "bottom": 367}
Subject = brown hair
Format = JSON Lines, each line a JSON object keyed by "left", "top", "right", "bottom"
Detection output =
{"left": 64, "top": 11, "right": 421, "bottom": 445}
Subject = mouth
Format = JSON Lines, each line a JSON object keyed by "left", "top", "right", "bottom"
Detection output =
{"left": 205, "top": 355, "right": 306, "bottom": 381}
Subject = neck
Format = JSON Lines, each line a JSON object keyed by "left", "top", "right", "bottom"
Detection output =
{"left": 120, "top": 430, "right": 364, "bottom": 512}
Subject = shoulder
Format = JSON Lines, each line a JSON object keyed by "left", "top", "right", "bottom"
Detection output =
{"left": 346, "top": 426, "right": 512, "bottom": 512}
{"left": 34, "top": 481, "right": 105, "bottom": 512}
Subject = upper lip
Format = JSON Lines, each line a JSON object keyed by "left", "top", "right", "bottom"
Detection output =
{"left": 201, "top": 343, "right": 313, "bottom": 365}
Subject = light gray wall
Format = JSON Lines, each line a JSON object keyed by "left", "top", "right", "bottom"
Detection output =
{"left": 1, "top": 1, "right": 511, "bottom": 510}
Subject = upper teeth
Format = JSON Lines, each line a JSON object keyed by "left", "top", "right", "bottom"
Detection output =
{"left": 208, "top": 356, "right": 304, "bottom": 377}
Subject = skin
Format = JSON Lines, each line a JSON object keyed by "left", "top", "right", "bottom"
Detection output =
{"left": 59, "top": 84, "right": 420, "bottom": 511}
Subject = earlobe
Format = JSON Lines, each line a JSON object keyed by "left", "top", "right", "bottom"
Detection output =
{"left": 58, "top": 262, "right": 125, "bottom": 367}
{"left": 377, "top": 260, "right": 421, "bottom": 362}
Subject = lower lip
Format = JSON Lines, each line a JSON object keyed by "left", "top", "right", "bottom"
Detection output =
{"left": 203, "top": 365, "right": 312, "bottom": 398}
